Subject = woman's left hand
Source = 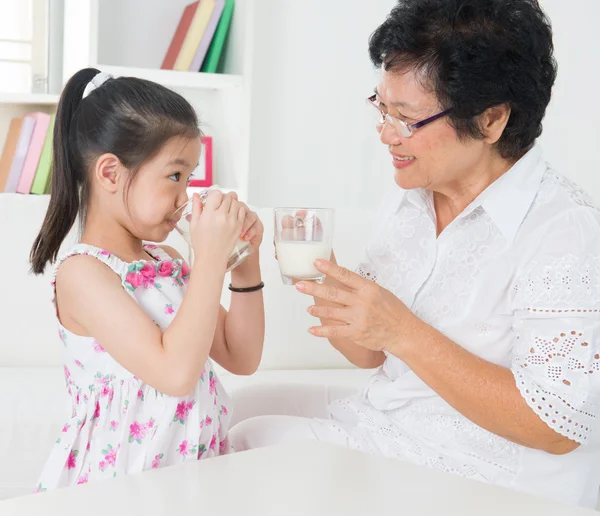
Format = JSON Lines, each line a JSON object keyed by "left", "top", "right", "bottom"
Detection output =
{"left": 296, "top": 259, "right": 417, "bottom": 353}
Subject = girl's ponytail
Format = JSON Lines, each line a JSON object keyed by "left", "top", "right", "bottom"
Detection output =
{"left": 30, "top": 68, "right": 99, "bottom": 274}
{"left": 31, "top": 66, "right": 200, "bottom": 274}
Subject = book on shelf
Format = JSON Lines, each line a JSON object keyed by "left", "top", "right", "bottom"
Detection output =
{"left": 17, "top": 112, "right": 52, "bottom": 194}
{"left": 0, "top": 112, "right": 54, "bottom": 194}
{"left": 3, "top": 116, "right": 36, "bottom": 193}
{"left": 163, "top": 0, "right": 234, "bottom": 73}
{"left": 174, "top": 0, "right": 217, "bottom": 71}
{"left": 200, "top": 0, "right": 235, "bottom": 73}
{"left": 30, "top": 116, "right": 55, "bottom": 195}
{"left": 189, "top": 0, "right": 225, "bottom": 72}
{"left": 161, "top": 1, "right": 199, "bottom": 70}
{"left": 0, "top": 118, "right": 25, "bottom": 192}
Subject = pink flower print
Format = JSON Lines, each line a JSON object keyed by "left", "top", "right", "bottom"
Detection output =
{"left": 86, "top": 441, "right": 91, "bottom": 451}
{"left": 158, "top": 260, "right": 175, "bottom": 277}
{"left": 128, "top": 418, "right": 154, "bottom": 444}
{"left": 102, "top": 444, "right": 119, "bottom": 467}
{"left": 125, "top": 271, "right": 144, "bottom": 290}
{"left": 99, "top": 249, "right": 111, "bottom": 256}
{"left": 219, "top": 440, "right": 227, "bottom": 454}
{"left": 64, "top": 365, "right": 71, "bottom": 382}
{"left": 197, "top": 444, "right": 206, "bottom": 459}
{"left": 33, "top": 483, "right": 46, "bottom": 494}
{"left": 164, "top": 303, "right": 175, "bottom": 315}
{"left": 137, "top": 389, "right": 145, "bottom": 401}
{"left": 93, "top": 340, "right": 106, "bottom": 353}
{"left": 209, "top": 434, "right": 217, "bottom": 451}
{"left": 76, "top": 474, "right": 88, "bottom": 485}
{"left": 178, "top": 440, "right": 190, "bottom": 456}
{"left": 58, "top": 328, "right": 67, "bottom": 346}
{"left": 145, "top": 243, "right": 158, "bottom": 250}
{"left": 129, "top": 421, "right": 144, "bottom": 443}
{"left": 140, "top": 262, "right": 157, "bottom": 286}
{"left": 152, "top": 453, "right": 164, "bottom": 469}
{"left": 92, "top": 401, "right": 100, "bottom": 420}
{"left": 75, "top": 359, "right": 84, "bottom": 369}
{"left": 100, "top": 385, "right": 113, "bottom": 399}
{"left": 99, "top": 460, "right": 107, "bottom": 472}
{"left": 173, "top": 400, "right": 195, "bottom": 424}
{"left": 62, "top": 424, "right": 70, "bottom": 433}
{"left": 66, "top": 450, "right": 78, "bottom": 470}
{"left": 181, "top": 261, "right": 191, "bottom": 279}
{"left": 209, "top": 371, "right": 216, "bottom": 395}
{"left": 178, "top": 440, "right": 198, "bottom": 458}
{"left": 221, "top": 405, "right": 228, "bottom": 416}
{"left": 205, "top": 415, "right": 213, "bottom": 426}
{"left": 110, "top": 420, "right": 119, "bottom": 432}
{"left": 200, "top": 367, "right": 206, "bottom": 383}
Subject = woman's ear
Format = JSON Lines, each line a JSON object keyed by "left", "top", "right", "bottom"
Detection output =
{"left": 94, "top": 153, "right": 124, "bottom": 193}
{"left": 480, "top": 103, "right": 512, "bottom": 145}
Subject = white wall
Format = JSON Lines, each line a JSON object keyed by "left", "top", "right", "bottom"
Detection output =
{"left": 248, "top": 0, "right": 600, "bottom": 210}
{"left": 538, "top": 0, "right": 600, "bottom": 201}
{"left": 248, "top": 0, "right": 397, "bottom": 210}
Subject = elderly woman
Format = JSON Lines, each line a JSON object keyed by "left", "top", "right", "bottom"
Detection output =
{"left": 230, "top": 0, "right": 600, "bottom": 507}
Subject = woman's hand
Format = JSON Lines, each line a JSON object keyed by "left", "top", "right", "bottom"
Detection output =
{"left": 296, "top": 259, "right": 417, "bottom": 353}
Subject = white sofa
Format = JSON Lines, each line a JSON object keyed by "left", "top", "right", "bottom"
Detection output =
{"left": 0, "top": 194, "right": 375, "bottom": 500}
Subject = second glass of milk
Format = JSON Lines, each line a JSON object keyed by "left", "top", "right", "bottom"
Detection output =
{"left": 273, "top": 208, "right": 334, "bottom": 285}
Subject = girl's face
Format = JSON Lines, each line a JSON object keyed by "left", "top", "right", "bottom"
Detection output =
{"left": 124, "top": 136, "right": 201, "bottom": 243}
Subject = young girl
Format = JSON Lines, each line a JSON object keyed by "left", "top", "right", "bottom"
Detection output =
{"left": 30, "top": 68, "right": 265, "bottom": 491}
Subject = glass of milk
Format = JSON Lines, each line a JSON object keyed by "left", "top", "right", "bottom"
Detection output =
{"left": 171, "top": 187, "right": 252, "bottom": 273}
{"left": 274, "top": 208, "right": 334, "bottom": 285}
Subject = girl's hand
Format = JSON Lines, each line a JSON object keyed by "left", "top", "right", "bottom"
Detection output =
{"left": 240, "top": 207, "right": 264, "bottom": 252}
{"left": 189, "top": 191, "right": 246, "bottom": 267}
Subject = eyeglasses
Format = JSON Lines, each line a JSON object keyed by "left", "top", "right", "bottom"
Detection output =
{"left": 367, "top": 94, "right": 452, "bottom": 138}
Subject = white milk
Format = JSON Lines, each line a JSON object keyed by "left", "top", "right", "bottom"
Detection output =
{"left": 276, "top": 241, "right": 332, "bottom": 279}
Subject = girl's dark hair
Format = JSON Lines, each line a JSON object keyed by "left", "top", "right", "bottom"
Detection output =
{"left": 369, "top": 0, "right": 557, "bottom": 159}
{"left": 30, "top": 68, "right": 200, "bottom": 274}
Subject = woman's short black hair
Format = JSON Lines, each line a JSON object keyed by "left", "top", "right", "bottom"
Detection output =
{"left": 369, "top": 0, "right": 557, "bottom": 159}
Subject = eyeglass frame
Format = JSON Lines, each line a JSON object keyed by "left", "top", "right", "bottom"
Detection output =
{"left": 367, "top": 94, "right": 453, "bottom": 138}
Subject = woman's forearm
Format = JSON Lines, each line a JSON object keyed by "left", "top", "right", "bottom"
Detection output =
{"left": 389, "top": 316, "right": 579, "bottom": 454}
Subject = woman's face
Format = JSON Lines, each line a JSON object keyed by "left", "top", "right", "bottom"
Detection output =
{"left": 375, "top": 69, "right": 489, "bottom": 192}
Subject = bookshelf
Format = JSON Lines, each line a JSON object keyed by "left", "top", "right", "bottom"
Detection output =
{"left": 0, "top": 0, "right": 254, "bottom": 201}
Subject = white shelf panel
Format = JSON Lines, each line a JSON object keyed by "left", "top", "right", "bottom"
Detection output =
{"left": 0, "top": 93, "right": 60, "bottom": 105}
{"left": 98, "top": 65, "right": 243, "bottom": 91}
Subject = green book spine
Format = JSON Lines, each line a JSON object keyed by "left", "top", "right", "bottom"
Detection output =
{"left": 30, "top": 116, "right": 54, "bottom": 195}
{"left": 200, "top": 0, "right": 234, "bottom": 73}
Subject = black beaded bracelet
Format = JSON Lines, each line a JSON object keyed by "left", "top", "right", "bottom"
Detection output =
{"left": 228, "top": 281, "right": 265, "bottom": 293}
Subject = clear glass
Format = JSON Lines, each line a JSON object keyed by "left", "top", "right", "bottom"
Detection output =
{"left": 172, "top": 189, "right": 252, "bottom": 273}
{"left": 274, "top": 208, "right": 334, "bottom": 285}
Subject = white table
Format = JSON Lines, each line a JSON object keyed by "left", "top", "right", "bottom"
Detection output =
{"left": 0, "top": 440, "right": 594, "bottom": 515}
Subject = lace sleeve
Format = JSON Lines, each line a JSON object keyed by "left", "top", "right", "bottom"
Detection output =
{"left": 511, "top": 251, "right": 600, "bottom": 444}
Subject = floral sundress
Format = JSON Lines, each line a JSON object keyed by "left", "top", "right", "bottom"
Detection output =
{"left": 35, "top": 243, "right": 231, "bottom": 492}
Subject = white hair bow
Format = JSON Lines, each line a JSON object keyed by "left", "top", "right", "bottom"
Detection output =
{"left": 82, "top": 71, "right": 113, "bottom": 99}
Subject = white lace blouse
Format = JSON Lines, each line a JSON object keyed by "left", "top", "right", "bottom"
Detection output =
{"left": 346, "top": 145, "right": 600, "bottom": 507}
